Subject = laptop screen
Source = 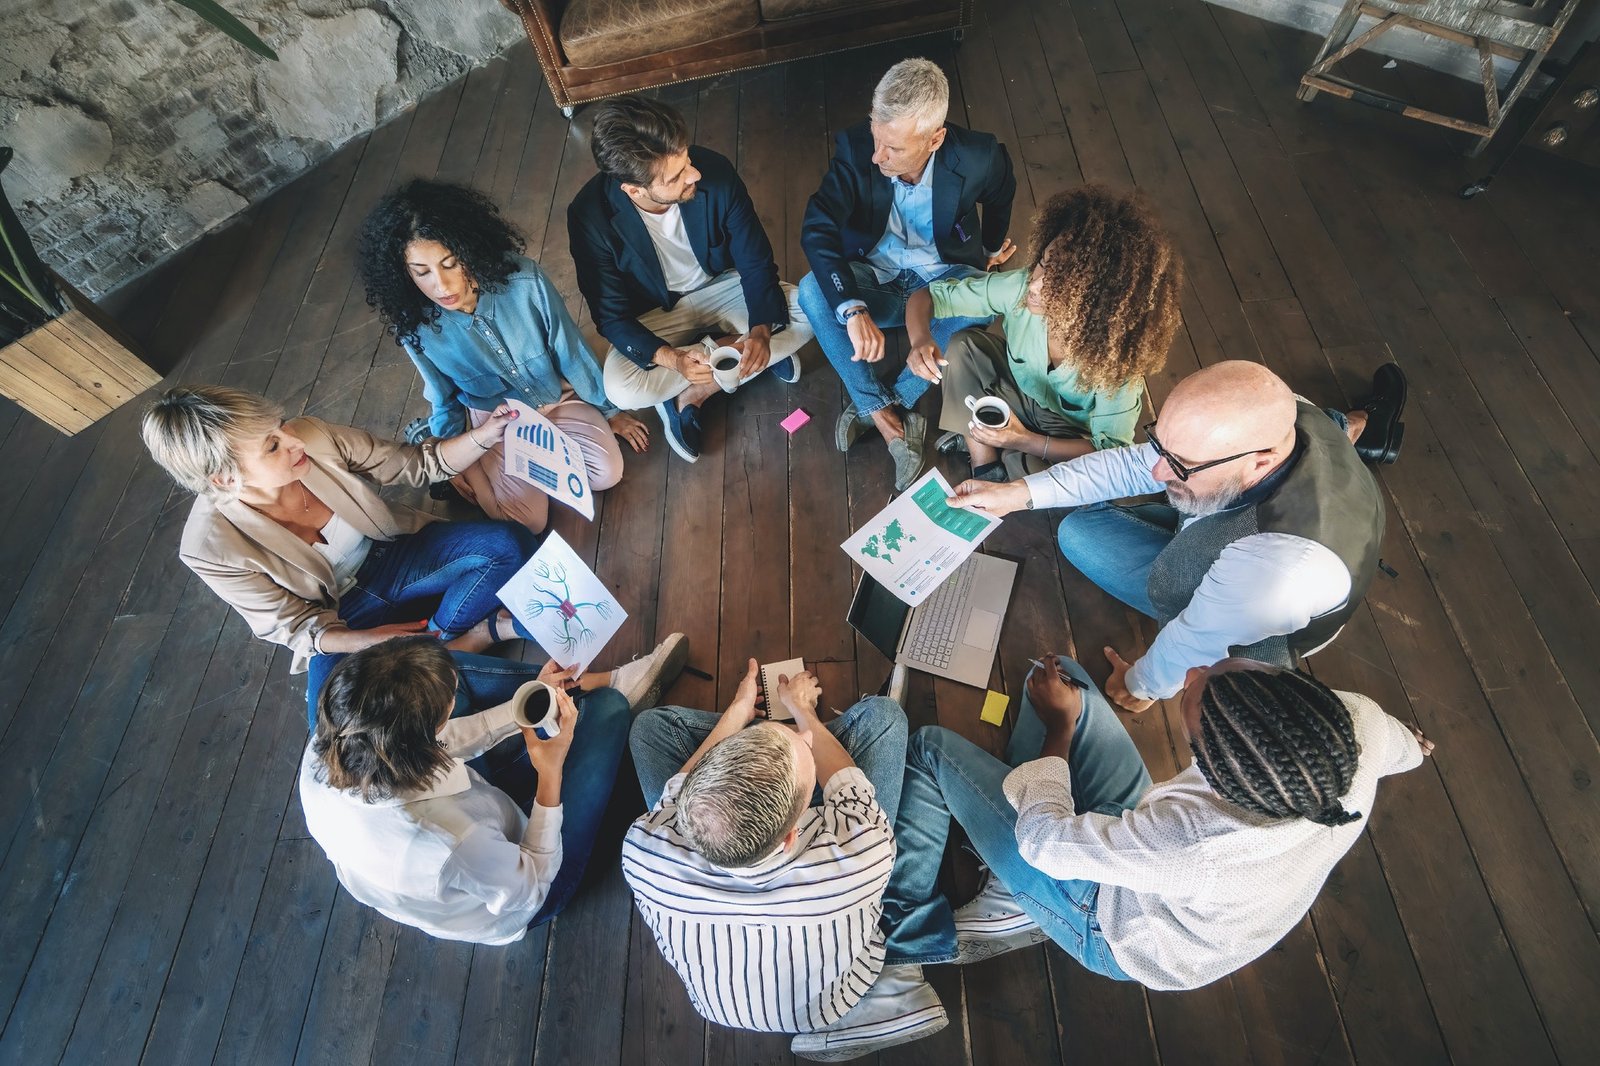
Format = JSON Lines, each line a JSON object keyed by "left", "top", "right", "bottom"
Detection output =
{"left": 847, "top": 575, "right": 910, "bottom": 662}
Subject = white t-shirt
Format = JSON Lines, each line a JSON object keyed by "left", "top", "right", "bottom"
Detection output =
{"left": 635, "top": 203, "right": 713, "bottom": 294}
{"left": 313, "top": 511, "right": 372, "bottom": 594}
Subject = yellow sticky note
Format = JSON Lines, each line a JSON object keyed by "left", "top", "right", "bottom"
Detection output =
{"left": 980, "top": 689, "right": 1009, "bottom": 727}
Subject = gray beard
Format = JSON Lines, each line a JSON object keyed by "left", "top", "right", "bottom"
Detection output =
{"left": 1167, "top": 485, "right": 1241, "bottom": 519}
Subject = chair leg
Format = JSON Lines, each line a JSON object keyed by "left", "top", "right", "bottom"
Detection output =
{"left": 1299, "top": 0, "right": 1366, "bottom": 102}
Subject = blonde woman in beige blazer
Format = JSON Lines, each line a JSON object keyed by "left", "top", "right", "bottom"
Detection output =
{"left": 143, "top": 384, "right": 559, "bottom": 728}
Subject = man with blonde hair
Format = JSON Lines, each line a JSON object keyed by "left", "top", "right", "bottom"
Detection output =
{"left": 799, "top": 58, "right": 1018, "bottom": 490}
{"left": 622, "top": 660, "right": 945, "bottom": 1060}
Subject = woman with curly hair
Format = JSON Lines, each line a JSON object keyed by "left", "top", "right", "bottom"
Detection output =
{"left": 906, "top": 186, "right": 1183, "bottom": 482}
{"left": 358, "top": 179, "right": 649, "bottom": 532}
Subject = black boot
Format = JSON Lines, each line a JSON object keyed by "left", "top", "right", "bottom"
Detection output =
{"left": 1353, "top": 363, "right": 1406, "bottom": 465}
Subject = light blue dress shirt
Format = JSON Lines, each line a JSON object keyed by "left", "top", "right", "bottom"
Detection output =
{"left": 865, "top": 151, "right": 942, "bottom": 284}
{"left": 403, "top": 255, "right": 616, "bottom": 437}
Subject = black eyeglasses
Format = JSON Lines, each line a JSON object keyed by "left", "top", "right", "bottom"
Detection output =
{"left": 1142, "top": 422, "right": 1269, "bottom": 482}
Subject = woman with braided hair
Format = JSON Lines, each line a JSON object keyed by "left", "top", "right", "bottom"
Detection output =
{"left": 878, "top": 656, "right": 1433, "bottom": 993}
{"left": 903, "top": 185, "right": 1183, "bottom": 482}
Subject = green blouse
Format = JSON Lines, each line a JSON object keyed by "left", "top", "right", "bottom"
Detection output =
{"left": 930, "top": 269, "right": 1145, "bottom": 449}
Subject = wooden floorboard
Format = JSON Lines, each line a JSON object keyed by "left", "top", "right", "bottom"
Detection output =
{"left": 2, "top": 4, "right": 1597, "bottom": 1063}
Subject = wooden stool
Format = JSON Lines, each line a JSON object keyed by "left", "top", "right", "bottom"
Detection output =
{"left": 1298, "top": 0, "right": 1584, "bottom": 154}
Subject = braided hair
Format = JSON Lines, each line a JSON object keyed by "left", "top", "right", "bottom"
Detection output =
{"left": 1189, "top": 667, "right": 1363, "bottom": 828}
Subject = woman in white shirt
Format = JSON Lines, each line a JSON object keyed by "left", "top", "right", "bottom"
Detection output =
{"left": 300, "top": 637, "right": 640, "bottom": 942}
{"left": 877, "top": 656, "right": 1433, "bottom": 994}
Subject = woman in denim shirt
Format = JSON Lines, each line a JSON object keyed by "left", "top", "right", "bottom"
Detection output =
{"left": 360, "top": 180, "right": 650, "bottom": 532}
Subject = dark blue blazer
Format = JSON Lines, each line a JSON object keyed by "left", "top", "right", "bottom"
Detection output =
{"left": 801, "top": 122, "right": 1016, "bottom": 310}
{"left": 567, "top": 146, "right": 789, "bottom": 368}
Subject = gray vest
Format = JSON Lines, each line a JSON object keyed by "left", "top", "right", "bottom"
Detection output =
{"left": 1146, "top": 403, "right": 1384, "bottom": 666}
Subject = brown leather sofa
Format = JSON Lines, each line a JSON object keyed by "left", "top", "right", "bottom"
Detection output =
{"left": 497, "top": 0, "right": 973, "bottom": 115}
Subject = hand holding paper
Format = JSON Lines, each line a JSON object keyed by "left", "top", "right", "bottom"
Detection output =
{"left": 500, "top": 399, "right": 595, "bottom": 520}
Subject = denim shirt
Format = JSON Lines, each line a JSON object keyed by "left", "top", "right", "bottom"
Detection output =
{"left": 404, "top": 256, "right": 617, "bottom": 437}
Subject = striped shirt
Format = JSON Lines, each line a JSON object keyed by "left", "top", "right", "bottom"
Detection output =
{"left": 621, "top": 767, "right": 896, "bottom": 1032}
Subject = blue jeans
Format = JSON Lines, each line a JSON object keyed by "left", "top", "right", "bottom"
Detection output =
{"left": 880, "top": 656, "right": 1152, "bottom": 978}
{"left": 303, "top": 518, "right": 538, "bottom": 728}
{"left": 628, "top": 696, "right": 909, "bottom": 821}
{"left": 797, "top": 263, "right": 991, "bottom": 416}
{"left": 1054, "top": 502, "right": 1179, "bottom": 619}
{"left": 436, "top": 653, "right": 631, "bottom": 926}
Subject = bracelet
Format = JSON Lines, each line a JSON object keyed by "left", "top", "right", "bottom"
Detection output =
{"left": 842, "top": 306, "right": 869, "bottom": 322}
{"left": 470, "top": 429, "right": 490, "bottom": 449}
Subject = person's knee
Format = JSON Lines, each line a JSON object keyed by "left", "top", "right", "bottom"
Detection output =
{"left": 942, "top": 328, "right": 987, "bottom": 365}
{"left": 628, "top": 705, "right": 677, "bottom": 757}
{"left": 588, "top": 439, "right": 626, "bottom": 492}
{"left": 486, "top": 518, "right": 539, "bottom": 561}
{"left": 907, "top": 723, "right": 959, "bottom": 770}
{"left": 852, "top": 695, "right": 908, "bottom": 746}
{"left": 1054, "top": 506, "right": 1103, "bottom": 563}
{"left": 583, "top": 686, "right": 631, "bottom": 733}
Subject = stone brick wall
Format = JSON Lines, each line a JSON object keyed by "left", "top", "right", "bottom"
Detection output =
{"left": 0, "top": 0, "right": 521, "bottom": 297}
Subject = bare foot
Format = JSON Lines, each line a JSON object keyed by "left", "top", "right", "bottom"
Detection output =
{"left": 870, "top": 406, "right": 905, "bottom": 443}
{"left": 445, "top": 609, "right": 513, "bottom": 654}
{"left": 1343, "top": 410, "right": 1368, "bottom": 445}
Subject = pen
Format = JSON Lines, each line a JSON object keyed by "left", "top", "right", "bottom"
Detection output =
{"left": 1029, "top": 658, "right": 1087, "bottom": 689}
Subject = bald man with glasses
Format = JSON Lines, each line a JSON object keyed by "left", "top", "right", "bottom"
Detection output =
{"left": 948, "top": 360, "right": 1402, "bottom": 712}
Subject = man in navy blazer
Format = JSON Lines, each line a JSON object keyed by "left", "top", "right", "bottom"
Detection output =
{"left": 798, "top": 59, "right": 1017, "bottom": 491}
{"left": 568, "top": 95, "right": 811, "bottom": 462}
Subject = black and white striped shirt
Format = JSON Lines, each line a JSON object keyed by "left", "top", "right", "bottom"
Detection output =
{"left": 621, "top": 767, "right": 896, "bottom": 1032}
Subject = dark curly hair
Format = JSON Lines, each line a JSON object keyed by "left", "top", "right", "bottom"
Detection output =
{"left": 1028, "top": 186, "right": 1183, "bottom": 394}
{"left": 1190, "top": 666, "right": 1364, "bottom": 828}
{"left": 357, "top": 179, "right": 526, "bottom": 347}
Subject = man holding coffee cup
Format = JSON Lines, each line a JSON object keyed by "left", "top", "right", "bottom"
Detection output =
{"left": 622, "top": 664, "right": 947, "bottom": 1058}
{"left": 946, "top": 360, "right": 1394, "bottom": 714}
{"left": 797, "top": 58, "right": 1018, "bottom": 492}
{"left": 569, "top": 95, "right": 812, "bottom": 463}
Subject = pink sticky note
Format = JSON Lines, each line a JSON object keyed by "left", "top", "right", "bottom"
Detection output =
{"left": 780, "top": 408, "right": 811, "bottom": 434}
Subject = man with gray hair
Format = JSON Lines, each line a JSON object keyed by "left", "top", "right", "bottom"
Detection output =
{"left": 799, "top": 57, "right": 1018, "bottom": 491}
{"left": 623, "top": 659, "right": 944, "bottom": 1060}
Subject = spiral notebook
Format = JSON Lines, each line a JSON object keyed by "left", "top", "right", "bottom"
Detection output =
{"left": 759, "top": 657, "right": 806, "bottom": 722}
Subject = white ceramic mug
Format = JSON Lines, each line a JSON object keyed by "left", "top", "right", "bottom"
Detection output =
{"left": 704, "top": 338, "right": 744, "bottom": 393}
{"left": 510, "top": 679, "right": 562, "bottom": 739}
{"left": 965, "top": 394, "right": 1013, "bottom": 430}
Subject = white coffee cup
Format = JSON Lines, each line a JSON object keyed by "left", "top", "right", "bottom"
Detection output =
{"left": 510, "top": 679, "right": 562, "bottom": 739}
{"left": 708, "top": 345, "right": 743, "bottom": 393}
{"left": 965, "top": 394, "right": 1013, "bottom": 430}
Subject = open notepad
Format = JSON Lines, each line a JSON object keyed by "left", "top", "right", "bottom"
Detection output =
{"left": 759, "top": 658, "right": 806, "bottom": 722}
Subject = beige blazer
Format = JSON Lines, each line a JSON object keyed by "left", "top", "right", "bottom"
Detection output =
{"left": 179, "top": 416, "right": 458, "bottom": 673}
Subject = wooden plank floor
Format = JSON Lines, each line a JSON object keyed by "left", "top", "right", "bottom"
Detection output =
{"left": 3, "top": 2, "right": 1599, "bottom": 1062}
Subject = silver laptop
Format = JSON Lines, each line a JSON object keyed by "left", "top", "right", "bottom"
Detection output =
{"left": 847, "top": 553, "right": 1018, "bottom": 687}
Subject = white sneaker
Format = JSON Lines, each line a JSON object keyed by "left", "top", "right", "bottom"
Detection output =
{"left": 885, "top": 663, "right": 909, "bottom": 709}
{"left": 953, "top": 874, "right": 1049, "bottom": 965}
{"left": 608, "top": 633, "right": 688, "bottom": 712}
{"left": 790, "top": 964, "right": 947, "bottom": 1061}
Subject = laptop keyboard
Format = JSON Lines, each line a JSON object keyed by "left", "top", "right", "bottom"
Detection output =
{"left": 903, "top": 561, "right": 977, "bottom": 669}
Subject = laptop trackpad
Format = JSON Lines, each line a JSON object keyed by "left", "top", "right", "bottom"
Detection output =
{"left": 963, "top": 609, "right": 1001, "bottom": 650}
